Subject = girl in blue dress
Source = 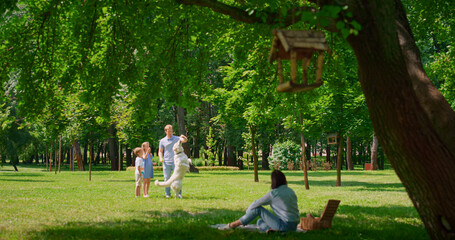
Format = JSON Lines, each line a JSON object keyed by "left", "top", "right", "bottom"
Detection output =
{"left": 141, "top": 142, "right": 154, "bottom": 198}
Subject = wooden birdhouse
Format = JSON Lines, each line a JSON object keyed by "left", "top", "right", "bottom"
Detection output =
{"left": 269, "top": 29, "right": 329, "bottom": 92}
{"left": 327, "top": 133, "right": 338, "bottom": 145}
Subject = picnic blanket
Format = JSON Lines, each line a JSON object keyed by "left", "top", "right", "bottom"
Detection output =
{"left": 209, "top": 224, "right": 306, "bottom": 234}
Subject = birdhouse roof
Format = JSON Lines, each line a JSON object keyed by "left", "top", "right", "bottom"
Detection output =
{"left": 327, "top": 132, "right": 338, "bottom": 138}
{"left": 269, "top": 29, "right": 329, "bottom": 63}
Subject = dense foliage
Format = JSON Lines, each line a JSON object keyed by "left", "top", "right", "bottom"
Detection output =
{"left": 0, "top": 0, "right": 452, "bottom": 172}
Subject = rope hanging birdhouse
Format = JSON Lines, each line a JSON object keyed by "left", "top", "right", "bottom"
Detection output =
{"left": 269, "top": 29, "right": 329, "bottom": 92}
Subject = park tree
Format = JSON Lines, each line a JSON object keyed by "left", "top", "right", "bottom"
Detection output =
{"left": 175, "top": 0, "right": 455, "bottom": 238}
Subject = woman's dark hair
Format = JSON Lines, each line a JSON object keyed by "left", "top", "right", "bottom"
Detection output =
{"left": 271, "top": 170, "right": 287, "bottom": 189}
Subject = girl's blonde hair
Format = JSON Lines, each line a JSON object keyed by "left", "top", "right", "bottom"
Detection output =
{"left": 141, "top": 142, "right": 150, "bottom": 148}
{"left": 133, "top": 147, "right": 142, "bottom": 157}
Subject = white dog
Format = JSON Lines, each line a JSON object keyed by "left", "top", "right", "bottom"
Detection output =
{"left": 154, "top": 138, "right": 192, "bottom": 198}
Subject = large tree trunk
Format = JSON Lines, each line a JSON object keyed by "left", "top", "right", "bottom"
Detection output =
{"left": 345, "top": 1, "right": 455, "bottom": 238}
{"left": 108, "top": 123, "right": 118, "bottom": 171}
{"left": 370, "top": 133, "right": 379, "bottom": 170}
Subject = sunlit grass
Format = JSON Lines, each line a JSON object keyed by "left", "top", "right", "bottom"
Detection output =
{"left": 0, "top": 165, "right": 428, "bottom": 239}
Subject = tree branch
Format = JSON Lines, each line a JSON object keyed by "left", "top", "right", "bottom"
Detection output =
{"left": 176, "top": 0, "right": 261, "bottom": 24}
{"left": 176, "top": 0, "right": 315, "bottom": 27}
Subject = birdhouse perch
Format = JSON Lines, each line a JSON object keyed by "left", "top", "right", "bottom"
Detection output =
{"left": 269, "top": 29, "right": 329, "bottom": 92}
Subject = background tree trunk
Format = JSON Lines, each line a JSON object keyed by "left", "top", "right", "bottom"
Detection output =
{"left": 227, "top": 145, "right": 235, "bottom": 166}
{"left": 336, "top": 134, "right": 343, "bottom": 187}
{"left": 125, "top": 144, "right": 132, "bottom": 167}
{"left": 326, "top": 144, "right": 331, "bottom": 164}
{"left": 108, "top": 123, "right": 118, "bottom": 171}
{"left": 58, "top": 136, "right": 61, "bottom": 173}
{"left": 261, "top": 143, "right": 270, "bottom": 170}
{"left": 371, "top": 134, "right": 379, "bottom": 170}
{"left": 74, "top": 140, "right": 84, "bottom": 171}
{"left": 346, "top": 135, "right": 353, "bottom": 170}
{"left": 299, "top": 113, "right": 309, "bottom": 190}
{"left": 250, "top": 126, "right": 259, "bottom": 182}
{"left": 237, "top": 150, "right": 243, "bottom": 170}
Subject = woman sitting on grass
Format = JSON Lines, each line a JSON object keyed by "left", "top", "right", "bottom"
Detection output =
{"left": 227, "top": 170, "right": 300, "bottom": 233}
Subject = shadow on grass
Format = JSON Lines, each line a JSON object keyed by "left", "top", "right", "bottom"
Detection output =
{"left": 103, "top": 179, "right": 135, "bottom": 183}
{"left": 24, "top": 207, "right": 428, "bottom": 240}
{"left": 25, "top": 209, "right": 261, "bottom": 240}
{"left": 0, "top": 173, "right": 45, "bottom": 177}
{"left": 284, "top": 170, "right": 389, "bottom": 178}
{"left": 287, "top": 179, "right": 405, "bottom": 192}
{"left": 204, "top": 171, "right": 272, "bottom": 176}
{"left": 0, "top": 178, "right": 53, "bottom": 183}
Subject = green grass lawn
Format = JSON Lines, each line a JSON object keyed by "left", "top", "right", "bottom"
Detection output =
{"left": 0, "top": 164, "right": 429, "bottom": 240}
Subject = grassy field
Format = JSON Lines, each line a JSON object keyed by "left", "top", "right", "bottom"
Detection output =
{"left": 0, "top": 164, "right": 429, "bottom": 240}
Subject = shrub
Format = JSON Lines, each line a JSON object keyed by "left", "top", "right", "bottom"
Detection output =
{"left": 191, "top": 158, "right": 205, "bottom": 167}
{"left": 269, "top": 141, "right": 302, "bottom": 170}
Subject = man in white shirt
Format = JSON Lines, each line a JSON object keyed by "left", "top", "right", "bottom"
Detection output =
{"left": 158, "top": 124, "right": 188, "bottom": 198}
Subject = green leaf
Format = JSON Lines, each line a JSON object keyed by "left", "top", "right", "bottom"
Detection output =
{"left": 341, "top": 28, "right": 350, "bottom": 39}
{"left": 336, "top": 21, "right": 345, "bottom": 30}
{"left": 301, "top": 11, "right": 314, "bottom": 22}
{"left": 351, "top": 20, "right": 362, "bottom": 30}
{"left": 319, "top": 18, "right": 330, "bottom": 27}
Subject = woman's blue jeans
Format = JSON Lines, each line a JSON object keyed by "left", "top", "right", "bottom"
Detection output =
{"left": 239, "top": 206, "right": 298, "bottom": 232}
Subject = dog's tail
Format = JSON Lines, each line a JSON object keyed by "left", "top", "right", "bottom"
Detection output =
{"left": 154, "top": 173, "right": 179, "bottom": 188}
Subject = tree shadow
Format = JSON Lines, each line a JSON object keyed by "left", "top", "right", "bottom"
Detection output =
{"left": 24, "top": 206, "right": 428, "bottom": 240}
{"left": 0, "top": 173, "right": 45, "bottom": 177}
{"left": 287, "top": 179, "right": 405, "bottom": 192}
{"left": 0, "top": 178, "right": 53, "bottom": 183}
{"left": 25, "top": 209, "right": 259, "bottom": 240}
{"left": 284, "top": 170, "right": 389, "bottom": 178}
